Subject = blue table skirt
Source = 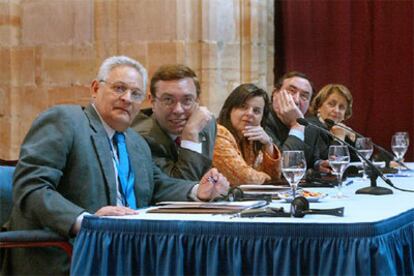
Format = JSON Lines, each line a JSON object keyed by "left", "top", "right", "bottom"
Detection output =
{"left": 71, "top": 209, "right": 414, "bottom": 275}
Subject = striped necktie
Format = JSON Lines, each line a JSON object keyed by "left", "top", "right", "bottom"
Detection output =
{"left": 113, "top": 132, "right": 137, "bottom": 209}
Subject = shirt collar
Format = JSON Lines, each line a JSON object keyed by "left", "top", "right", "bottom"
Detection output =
{"left": 92, "top": 104, "right": 116, "bottom": 140}
{"left": 317, "top": 114, "right": 328, "bottom": 127}
{"left": 169, "top": 133, "right": 178, "bottom": 141}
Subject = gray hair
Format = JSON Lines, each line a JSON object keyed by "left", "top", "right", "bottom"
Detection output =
{"left": 97, "top": 55, "right": 148, "bottom": 88}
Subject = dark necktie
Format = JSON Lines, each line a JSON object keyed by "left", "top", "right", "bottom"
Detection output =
{"left": 113, "top": 132, "right": 137, "bottom": 209}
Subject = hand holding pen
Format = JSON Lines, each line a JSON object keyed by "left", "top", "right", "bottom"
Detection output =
{"left": 197, "top": 168, "right": 230, "bottom": 201}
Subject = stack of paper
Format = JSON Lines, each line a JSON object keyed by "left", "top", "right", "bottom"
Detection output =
{"left": 239, "top": 185, "right": 290, "bottom": 196}
{"left": 146, "top": 200, "right": 268, "bottom": 214}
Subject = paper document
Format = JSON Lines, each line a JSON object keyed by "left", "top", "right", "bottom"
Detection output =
{"left": 146, "top": 200, "right": 268, "bottom": 214}
{"left": 240, "top": 185, "right": 290, "bottom": 191}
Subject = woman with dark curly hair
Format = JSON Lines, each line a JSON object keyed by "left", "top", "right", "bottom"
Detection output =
{"left": 213, "top": 83, "right": 281, "bottom": 187}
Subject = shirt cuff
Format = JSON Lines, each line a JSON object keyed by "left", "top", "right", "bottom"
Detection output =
{"left": 289, "top": 129, "right": 305, "bottom": 141}
{"left": 188, "top": 184, "right": 202, "bottom": 202}
{"left": 313, "top": 159, "right": 323, "bottom": 170}
{"left": 70, "top": 212, "right": 91, "bottom": 236}
{"left": 181, "top": 140, "right": 202, "bottom": 154}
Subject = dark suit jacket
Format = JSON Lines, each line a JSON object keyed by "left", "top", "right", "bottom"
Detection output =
{"left": 307, "top": 116, "right": 359, "bottom": 162}
{"left": 6, "top": 104, "right": 195, "bottom": 275}
{"left": 131, "top": 108, "right": 217, "bottom": 181}
{"left": 264, "top": 109, "right": 321, "bottom": 169}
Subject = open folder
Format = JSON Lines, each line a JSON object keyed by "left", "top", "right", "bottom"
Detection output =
{"left": 146, "top": 200, "right": 268, "bottom": 214}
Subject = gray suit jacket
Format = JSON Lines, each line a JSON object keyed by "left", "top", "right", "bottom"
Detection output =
{"left": 131, "top": 108, "right": 217, "bottom": 181}
{"left": 6, "top": 104, "right": 195, "bottom": 275}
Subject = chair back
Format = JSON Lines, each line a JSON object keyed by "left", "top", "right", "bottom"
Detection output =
{"left": 0, "top": 159, "right": 73, "bottom": 274}
{"left": 0, "top": 160, "right": 17, "bottom": 227}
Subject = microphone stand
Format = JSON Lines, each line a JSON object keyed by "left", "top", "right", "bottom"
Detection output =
{"left": 297, "top": 118, "right": 393, "bottom": 195}
{"left": 324, "top": 119, "right": 409, "bottom": 170}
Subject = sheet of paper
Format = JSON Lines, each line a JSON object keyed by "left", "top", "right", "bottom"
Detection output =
{"left": 147, "top": 200, "right": 268, "bottom": 214}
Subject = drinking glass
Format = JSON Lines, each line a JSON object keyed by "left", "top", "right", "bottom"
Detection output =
{"left": 281, "top": 151, "right": 307, "bottom": 199}
{"left": 391, "top": 132, "right": 409, "bottom": 173}
{"left": 355, "top": 137, "right": 374, "bottom": 180}
{"left": 328, "top": 145, "right": 350, "bottom": 198}
{"left": 395, "top": 131, "right": 409, "bottom": 147}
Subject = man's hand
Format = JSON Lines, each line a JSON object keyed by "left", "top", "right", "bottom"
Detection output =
{"left": 181, "top": 105, "right": 213, "bottom": 142}
{"left": 197, "top": 168, "right": 230, "bottom": 201}
{"left": 273, "top": 90, "right": 304, "bottom": 129}
{"left": 95, "top": 206, "right": 139, "bottom": 216}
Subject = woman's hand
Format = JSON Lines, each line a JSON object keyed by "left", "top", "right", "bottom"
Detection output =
{"left": 242, "top": 125, "right": 274, "bottom": 155}
{"left": 331, "top": 123, "right": 356, "bottom": 142}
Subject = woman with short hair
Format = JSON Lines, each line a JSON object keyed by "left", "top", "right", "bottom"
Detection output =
{"left": 308, "top": 84, "right": 357, "bottom": 160}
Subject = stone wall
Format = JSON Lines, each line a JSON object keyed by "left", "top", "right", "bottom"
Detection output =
{"left": 0, "top": 0, "right": 274, "bottom": 159}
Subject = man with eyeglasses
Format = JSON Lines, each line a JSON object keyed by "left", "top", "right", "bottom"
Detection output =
{"left": 265, "top": 71, "right": 329, "bottom": 172}
{"left": 132, "top": 64, "right": 216, "bottom": 181}
{"left": 5, "top": 56, "right": 229, "bottom": 275}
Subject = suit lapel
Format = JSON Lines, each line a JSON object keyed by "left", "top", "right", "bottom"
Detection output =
{"left": 150, "top": 115, "right": 178, "bottom": 158}
{"left": 84, "top": 105, "right": 118, "bottom": 205}
{"left": 200, "top": 132, "right": 207, "bottom": 154}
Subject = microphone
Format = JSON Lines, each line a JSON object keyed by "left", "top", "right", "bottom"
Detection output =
{"left": 291, "top": 196, "right": 344, "bottom": 218}
{"left": 324, "top": 119, "right": 409, "bottom": 170}
{"left": 238, "top": 197, "right": 344, "bottom": 218}
{"left": 297, "top": 118, "right": 413, "bottom": 194}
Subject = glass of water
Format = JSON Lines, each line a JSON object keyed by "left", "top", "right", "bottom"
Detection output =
{"left": 328, "top": 145, "right": 350, "bottom": 198}
{"left": 355, "top": 137, "right": 374, "bottom": 180}
{"left": 395, "top": 132, "right": 409, "bottom": 147}
{"left": 391, "top": 132, "right": 409, "bottom": 173}
{"left": 281, "top": 151, "right": 307, "bottom": 199}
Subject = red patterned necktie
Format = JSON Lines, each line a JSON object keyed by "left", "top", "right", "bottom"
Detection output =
{"left": 175, "top": 136, "right": 181, "bottom": 147}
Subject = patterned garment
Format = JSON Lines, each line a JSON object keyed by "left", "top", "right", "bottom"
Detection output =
{"left": 213, "top": 124, "right": 282, "bottom": 186}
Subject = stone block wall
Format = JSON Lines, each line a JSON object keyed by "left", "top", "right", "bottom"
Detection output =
{"left": 0, "top": 0, "right": 274, "bottom": 159}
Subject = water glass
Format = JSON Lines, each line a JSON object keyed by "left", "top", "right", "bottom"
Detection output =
{"left": 328, "top": 145, "right": 350, "bottom": 198}
{"left": 355, "top": 137, "right": 374, "bottom": 180}
{"left": 281, "top": 151, "right": 306, "bottom": 199}
{"left": 391, "top": 132, "right": 409, "bottom": 173}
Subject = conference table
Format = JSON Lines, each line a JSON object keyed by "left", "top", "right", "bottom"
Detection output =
{"left": 70, "top": 170, "right": 414, "bottom": 275}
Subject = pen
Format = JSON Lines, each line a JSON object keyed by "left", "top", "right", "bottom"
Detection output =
{"left": 345, "top": 180, "right": 353, "bottom": 186}
{"left": 385, "top": 174, "right": 410, "bottom": 178}
{"left": 208, "top": 176, "right": 217, "bottom": 185}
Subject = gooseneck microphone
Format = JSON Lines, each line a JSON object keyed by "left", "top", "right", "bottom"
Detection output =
{"left": 297, "top": 118, "right": 414, "bottom": 194}
{"left": 324, "top": 119, "right": 409, "bottom": 170}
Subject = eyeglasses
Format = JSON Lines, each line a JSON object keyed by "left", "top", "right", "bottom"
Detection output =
{"left": 100, "top": 80, "right": 146, "bottom": 102}
{"left": 153, "top": 95, "right": 197, "bottom": 110}
{"left": 286, "top": 86, "right": 311, "bottom": 101}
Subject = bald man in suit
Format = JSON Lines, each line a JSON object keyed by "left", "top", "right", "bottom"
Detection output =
{"left": 5, "top": 56, "right": 229, "bottom": 275}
